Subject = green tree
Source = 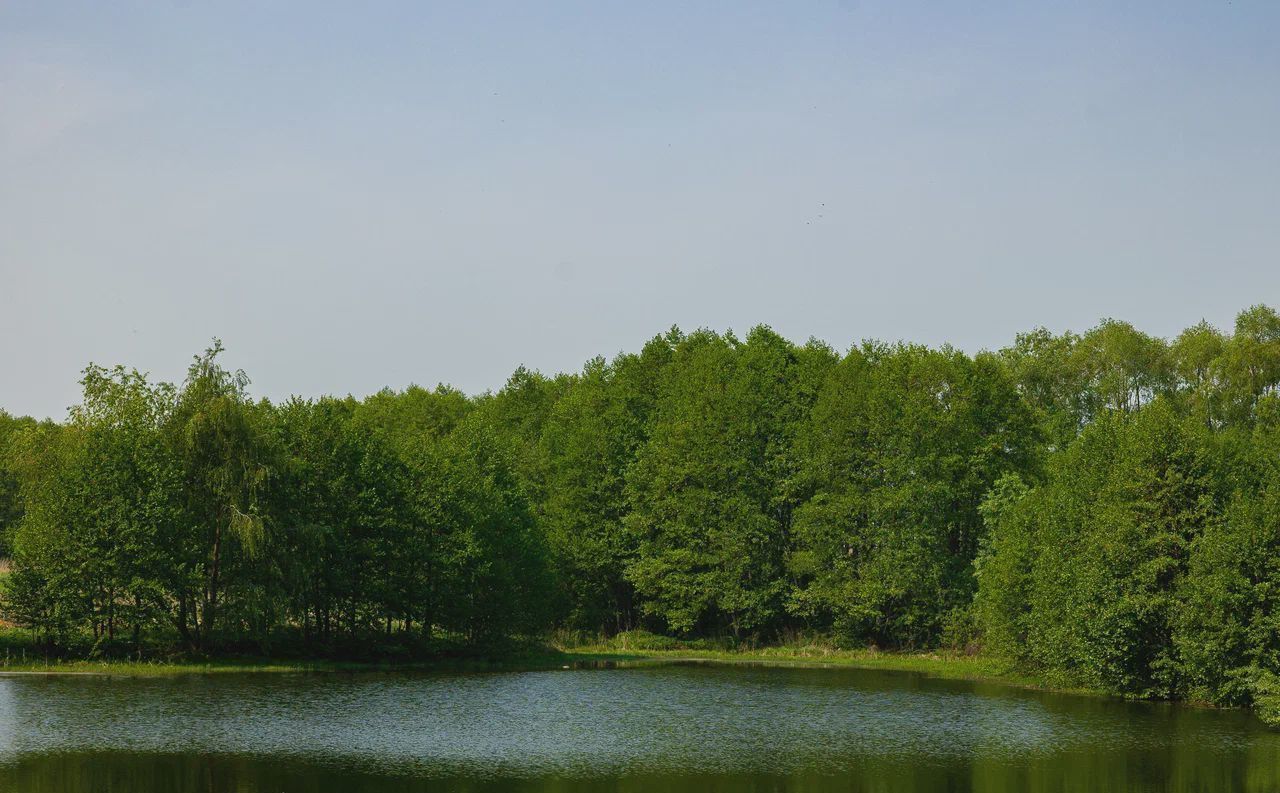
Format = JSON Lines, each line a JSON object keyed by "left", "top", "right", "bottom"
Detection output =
{"left": 1219, "top": 305, "right": 1280, "bottom": 425}
{"left": 1169, "top": 320, "right": 1227, "bottom": 425}
{"left": 1175, "top": 395, "right": 1280, "bottom": 706}
{"left": 429, "top": 417, "right": 553, "bottom": 644}
{"left": 626, "top": 327, "right": 833, "bottom": 638}
{"left": 165, "top": 341, "right": 275, "bottom": 649}
{"left": 5, "top": 366, "right": 184, "bottom": 648}
{"left": 0, "top": 410, "right": 39, "bottom": 557}
{"left": 1074, "top": 319, "right": 1172, "bottom": 417}
{"left": 790, "top": 344, "right": 1037, "bottom": 647}
{"left": 1000, "top": 328, "right": 1089, "bottom": 450}
{"left": 985, "top": 402, "right": 1216, "bottom": 696}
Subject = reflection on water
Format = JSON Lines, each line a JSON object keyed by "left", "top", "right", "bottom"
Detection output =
{"left": 0, "top": 662, "right": 1275, "bottom": 791}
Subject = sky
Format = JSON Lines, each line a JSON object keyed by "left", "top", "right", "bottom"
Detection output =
{"left": 2, "top": 1, "right": 1278, "bottom": 419}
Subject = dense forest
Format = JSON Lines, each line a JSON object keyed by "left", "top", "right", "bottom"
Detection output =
{"left": 2, "top": 307, "right": 1280, "bottom": 717}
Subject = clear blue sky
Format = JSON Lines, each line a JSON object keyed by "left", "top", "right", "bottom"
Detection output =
{"left": 3, "top": 1, "right": 1278, "bottom": 418}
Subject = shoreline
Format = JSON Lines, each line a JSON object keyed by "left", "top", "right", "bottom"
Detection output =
{"left": 570, "top": 646, "right": 1105, "bottom": 699}
{"left": 0, "top": 645, "right": 1099, "bottom": 698}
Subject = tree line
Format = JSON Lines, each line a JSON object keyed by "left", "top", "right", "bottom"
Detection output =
{"left": 1, "top": 307, "right": 1279, "bottom": 714}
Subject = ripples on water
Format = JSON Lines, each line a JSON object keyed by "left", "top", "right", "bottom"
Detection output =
{"left": 0, "top": 662, "right": 1275, "bottom": 791}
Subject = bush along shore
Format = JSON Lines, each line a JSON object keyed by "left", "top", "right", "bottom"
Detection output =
{"left": 2, "top": 307, "right": 1280, "bottom": 725}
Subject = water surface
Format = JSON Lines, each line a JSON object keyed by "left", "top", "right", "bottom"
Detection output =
{"left": 1, "top": 661, "right": 1275, "bottom": 791}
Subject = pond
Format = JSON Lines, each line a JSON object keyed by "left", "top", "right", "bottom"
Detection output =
{"left": 0, "top": 661, "right": 1275, "bottom": 791}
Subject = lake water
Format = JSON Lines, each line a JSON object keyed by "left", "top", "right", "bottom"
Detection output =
{"left": 0, "top": 661, "right": 1275, "bottom": 792}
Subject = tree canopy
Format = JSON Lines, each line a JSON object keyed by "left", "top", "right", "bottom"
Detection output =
{"left": 3, "top": 308, "right": 1280, "bottom": 718}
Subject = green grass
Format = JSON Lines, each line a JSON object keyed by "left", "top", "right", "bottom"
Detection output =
{"left": 0, "top": 647, "right": 1058, "bottom": 693}
{"left": 552, "top": 632, "right": 1102, "bottom": 697}
{"left": 0, "top": 639, "right": 625, "bottom": 677}
{"left": 0, "top": 626, "right": 1098, "bottom": 699}
{"left": 0, "top": 650, "right": 620, "bottom": 677}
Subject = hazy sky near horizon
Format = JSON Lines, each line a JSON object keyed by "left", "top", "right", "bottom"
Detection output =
{"left": 3, "top": 1, "right": 1278, "bottom": 419}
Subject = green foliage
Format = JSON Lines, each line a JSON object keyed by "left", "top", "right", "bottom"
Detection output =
{"left": 976, "top": 304, "right": 1280, "bottom": 714}
{"left": 1251, "top": 669, "right": 1280, "bottom": 728}
{"left": 789, "top": 344, "right": 1037, "bottom": 647}
{"left": 428, "top": 416, "right": 554, "bottom": 643}
{"left": 0, "top": 410, "right": 39, "bottom": 556}
{"left": 5, "top": 367, "right": 184, "bottom": 647}
{"left": 624, "top": 327, "right": 833, "bottom": 637}
{"left": 1172, "top": 401, "right": 1280, "bottom": 705}
{"left": 977, "top": 404, "right": 1219, "bottom": 696}
{"left": 539, "top": 349, "right": 660, "bottom": 632}
{"left": 2, "top": 343, "right": 552, "bottom": 654}
{"left": 6, "top": 305, "right": 1280, "bottom": 726}
{"left": 973, "top": 473, "right": 1034, "bottom": 658}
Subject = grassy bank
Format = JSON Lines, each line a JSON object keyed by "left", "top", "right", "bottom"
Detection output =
{"left": 0, "top": 638, "right": 622, "bottom": 677}
{"left": 0, "top": 628, "right": 1088, "bottom": 699}
{"left": 552, "top": 633, "right": 1105, "bottom": 697}
{"left": 0, "top": 648, "right": 632, "bottom": 677}
{"left": 0, "top": 646, "right": 1068, "bottom": 695}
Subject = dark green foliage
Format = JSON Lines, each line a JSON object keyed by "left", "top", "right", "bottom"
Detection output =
{"left": 978, "top": 405, "right": 1218, "bottom": 695}
{"left": 5, "top": 367, "right": 185, "bottom": 646}
{"left": 0, "top": 410, "right": 40, "bottom": 556}
{"left": 429, "top": 417, "right": 553, "bottom": 643}
{"left": 5, "top": 306, "right": 1280, "bottom": 724}
{"left": 789, "top": 345, "right": 1037, "bottom": 647}
{"left": 1174, "top": 397, "right": 1280, "bottom": 706}
{"left": 624, "top": 327, "right": 834, "bottom": 637}
{"left": 1, "top": 346, "right": 551, "bottom": 654}
{"left": 977, "top": 306, "right": 1280, "bottom": 715}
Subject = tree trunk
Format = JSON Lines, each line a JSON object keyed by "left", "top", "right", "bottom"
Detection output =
{"left": 203, "top": 509, "right": 225, "bottom": 650}
{"left": 132, "top": 596, "right": 142, "bottom": 648}
{"left": 176, "top": 593, "right": 194, "bottom": 649}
